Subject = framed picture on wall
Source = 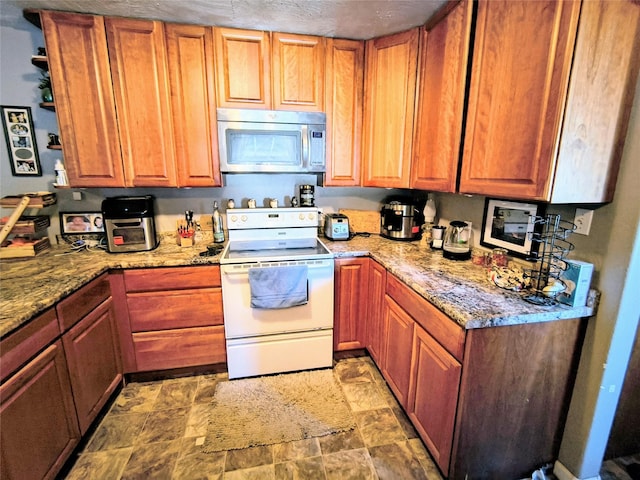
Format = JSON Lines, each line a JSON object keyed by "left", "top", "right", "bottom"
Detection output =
{"left": 1, "top": 105, "right": 42, "bottom": 176}
{"left": 480, "top": 198, "right": 545, "bottom": 258}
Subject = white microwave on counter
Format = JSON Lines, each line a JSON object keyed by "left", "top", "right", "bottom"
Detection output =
{"left": 217, "top": 108, "right": 326, "bottom": 175}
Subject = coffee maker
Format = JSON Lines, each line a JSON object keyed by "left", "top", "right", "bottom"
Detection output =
{"left": 443, "top": 221, "right": 473, "bottom": 260}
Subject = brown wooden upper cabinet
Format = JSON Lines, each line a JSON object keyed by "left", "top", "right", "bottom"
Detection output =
{"left": 165, "top": 24, "right": 222, "bottom": 187}
{"left": 459, "top": 0, "right": 640, "bottom": 202}
{"left": 105, "top": 17, "right": 178, "bottom": 187}
{"left": 41, "top": 11, "right": 125, "bottom": 188}
{"left": 324, "top": 38, "right": 364, "bottom": 186}
{"left": 215, "top": 28, "right": 325, "bottom": 112}
{"left": 411, "top": 0, "right": 472, "bottom": 192}
{"left": 362, "top": 28, "right": 419, "bottom": 188}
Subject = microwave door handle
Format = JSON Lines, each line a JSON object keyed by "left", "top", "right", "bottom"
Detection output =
{"left": 301, "top": 124, "right": 309, "bottom": 168}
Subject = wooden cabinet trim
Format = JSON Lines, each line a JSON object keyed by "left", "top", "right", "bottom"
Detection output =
{"left": 0, "top": 307, "right": 59, "bottom": 383}
{"left": 132, "top": 325, "right": 227, "bottom": 371}
{"left": 56, "top": 273, "right": 110, "bottom": 332}
{"left": 127, "top": 287, "right": 223, "bottom": 331}
{"left": 386, "top": 273, "right": 465, "bottom": 361}
{"left": 123, "top": 265, "right": 221, "bottom": 291}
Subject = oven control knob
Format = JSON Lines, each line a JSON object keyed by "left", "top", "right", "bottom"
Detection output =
{"left": 299, "top": 213, "right": 305, "bottom": 220}
{"left": 308, "top": 213, "right": 316, "bottom": 220}
{"left": 241, "top": 215, "right": 247, "bottom": 222}
{"left": 230, "top": 215, "right": 237, "bottom": 222}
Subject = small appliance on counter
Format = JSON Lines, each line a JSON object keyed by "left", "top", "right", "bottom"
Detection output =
{"left": 102, "top": 195, "right": 158, "bottom": 253}
{"left": 443, "top": 220, "right": 473, "bottom": 260}
{"left": 380, "top": 198, "right": 424, "bottom": 241}
{"left": 324, "top": 213, "right": 350, "bottom": 240}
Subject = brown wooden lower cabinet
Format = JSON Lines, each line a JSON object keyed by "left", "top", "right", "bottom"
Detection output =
{"left": 132, "top": 325, "right": 226, "bottom": 371}
{"left": 62, "top": 297, "right": 122, "bottom": 434}
{"left": 114, "top": 265, "right": 227, "bottom": 373}
{"left": 365, "top": 259, "right": 386, "bottom": 364}
{"left": 333, "top": 257, "right": 369, "bottom": 350}
{"left": 408, "top": 324, "right": 461, "bottom": 474}
{"left": 0, "top": 340, "right": 80, "bottom": 480}
{"left": 381, "top": 294, "right": 414, "bottom": 408}
{"left": 367, "top": 267, "right": 584, "bottom": 480}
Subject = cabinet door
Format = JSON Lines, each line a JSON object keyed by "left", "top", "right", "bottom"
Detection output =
{"left": 62, "top": 298, "right": 122, "bottom": 435}
{"left": 381, "top": 295, "right": 414, "bottom": 408}
{"left": 408, "top": 325, "right": 461, "bottom": 475}
{"left": 272, "top": 32, "right": 325, "bottom": 111}
{"left": 41, "top": 11, "right": 125, "bottom": 187}
{"left": 106, "top": 17, "right": 177, "bottom": 187}
{"left": 0, "top": 341, "right": 80, "bottom": 480}
{"left": 325, "top": 38, "right": 364, "bottom": 186}
{"left": 411, "top": 1, "right": 472, "bottom": 192}
{"left": 333, "top": 258, "right": 369, "bottom": 351}
{"left": 166, "top": 24, "right": 221, "bottom": 187}
{"left": 214, "top": 27, "right": 271, "bottom": 109}
{"left": 459, "top": 0, "right": 581, "bottom": 200}
{"left": 362, "top": 28, "right": 419, "bottom": 188}
{"left": 366, "top": 259, "right": 387, "bottom": 365}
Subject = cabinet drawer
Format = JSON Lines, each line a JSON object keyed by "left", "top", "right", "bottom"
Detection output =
{"left": 132, "top": 325, "right": 226, "bottom": 371}
{"left": 124, "top": 265, "right": 221, "bottom": 291}
{"left": 127, "top": 287, "right": 223, "bottom": 331}
{"left": 57, "top": 273, "right": 111, "bottom": 332}
{"left": 386, "top": 274, "right": 465, "bottom": 361}
{"left": 0, "top": 308, "right": 60, "bottom": 383}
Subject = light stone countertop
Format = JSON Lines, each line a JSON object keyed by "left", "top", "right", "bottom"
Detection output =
{"left": 0, "top": 232, "right": 594, "bottom": 338}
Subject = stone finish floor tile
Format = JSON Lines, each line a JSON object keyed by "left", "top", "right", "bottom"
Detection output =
{"left": 323, "top": 448, "right": 377, "bottom": 480}
{"left": 274, "top": 455, "right": 326, "bottom": 480}
{"left": 60, "top": 356, "right": 632, "bottom": 480}
{"left": 120, "top": 439, "right": 182, "bottom": 480}
{"left": 65, "top": 448, "right": 132, "bottom": 480}
{"left": 225, "top": 444, "right": 274, "bottom": 471}
{"left": 369, "top": 441, "right": 428, "bottom": 480}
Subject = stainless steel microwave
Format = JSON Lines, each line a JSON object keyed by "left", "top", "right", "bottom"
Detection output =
{"left": 217, "top": 108, "right": 326, "bottom": 174}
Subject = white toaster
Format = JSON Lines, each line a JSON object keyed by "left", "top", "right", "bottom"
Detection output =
{"left": 324, "top": 213, "right": 350, "bottom": 240}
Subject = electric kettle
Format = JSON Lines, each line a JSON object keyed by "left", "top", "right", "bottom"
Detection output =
{"left": 443, "top": 220, "right": 473, "bottom": 260}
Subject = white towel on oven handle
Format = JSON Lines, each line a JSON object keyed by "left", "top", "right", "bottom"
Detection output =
{"left": 248, "top": 265, "right": 309, "bottom": 309}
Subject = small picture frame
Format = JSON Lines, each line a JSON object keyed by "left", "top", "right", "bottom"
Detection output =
{"left": 60, "top": 212, "right": 105, "bottom": 235}
{"left": 480, "top": 198, "right": 545, "bottom": 258}
{"left": 1, "top": 105, "right": 42, "bottom": 176}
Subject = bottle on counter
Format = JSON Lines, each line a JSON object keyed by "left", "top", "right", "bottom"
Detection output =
{"left": 212, "top": 201, "right": 225, "bottom": 243}
{"left": 54, "top": 159, "right": 68, "bottom": 186}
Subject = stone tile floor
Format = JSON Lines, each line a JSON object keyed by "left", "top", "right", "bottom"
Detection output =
{"left": 61, "top": 355, "right": 639, "bottom": 480}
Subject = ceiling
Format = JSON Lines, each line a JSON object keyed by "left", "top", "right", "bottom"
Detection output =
{"left": 0, "top": 0, "right": 448, "bottom": 40}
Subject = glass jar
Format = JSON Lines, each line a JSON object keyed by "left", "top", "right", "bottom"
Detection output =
{"left": 471, "top": 249, "right": 490, "bottom": 266}
{"left": 491, "top": 248, "right": 509, "bottom": 268}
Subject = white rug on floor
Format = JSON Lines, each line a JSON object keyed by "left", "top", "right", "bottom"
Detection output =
{"left": 204, "top": 369, "right": 355, "bottom": 452}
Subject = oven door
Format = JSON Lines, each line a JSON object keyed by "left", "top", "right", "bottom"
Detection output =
{"left": 221, "top": 258, "right": 334, "bottom": 339}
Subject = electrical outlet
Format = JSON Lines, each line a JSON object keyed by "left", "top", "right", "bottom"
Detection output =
{"left": 574, "top": 208, "right": 594, "bottom": 235}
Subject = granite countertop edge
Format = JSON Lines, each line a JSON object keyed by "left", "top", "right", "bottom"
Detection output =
{"left": 0, "top": 234, "right": 594, "bottom": 338}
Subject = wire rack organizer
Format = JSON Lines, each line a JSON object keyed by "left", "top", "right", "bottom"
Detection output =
{"left": 524, "top": 214, "right": 576, "bottom": 305}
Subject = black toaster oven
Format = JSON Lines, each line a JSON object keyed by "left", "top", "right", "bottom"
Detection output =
{"left": 101, "top": 195, "right": 158, "bottom": 253}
